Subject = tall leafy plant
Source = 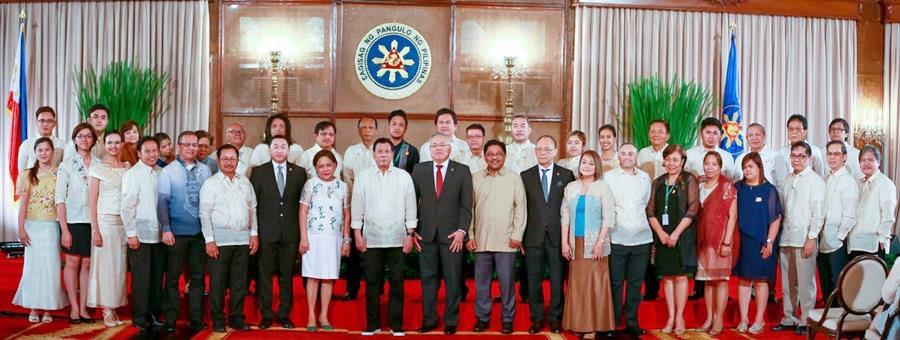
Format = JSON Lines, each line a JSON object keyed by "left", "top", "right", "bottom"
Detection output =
{"left": 615, "top": 75, "right": 716, "bottom": 150}
{"left": 74, "top": 61, "right": 169, "bottom": 132}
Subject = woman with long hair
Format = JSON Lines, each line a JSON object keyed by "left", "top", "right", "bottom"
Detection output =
{"left": 250, "top": 113, "right": 304, "bottom": 167}
{"left": 154, "top": 132, "right": 175, "bottom": 166}
{"left": 597, "top": 125, "right": 619, "bottom": 173}
{"left": 87, "top": 132, "right": 130, "bottom": 327}
{"left": 13, "top": 137, "right": 68, "bottom": 322}
{"left": 56, "top": 123, "right": 99, "bottom": 323}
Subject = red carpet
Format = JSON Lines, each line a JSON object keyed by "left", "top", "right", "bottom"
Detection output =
{"left": 0, "top": 257, "right": 824, "bottom": 339}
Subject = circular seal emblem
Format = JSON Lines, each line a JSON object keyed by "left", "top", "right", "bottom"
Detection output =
{"left": 355, "top": 23, "right": 431, "bottom": 100}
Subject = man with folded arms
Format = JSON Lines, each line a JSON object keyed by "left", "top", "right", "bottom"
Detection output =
{"left": 467, "top": 140, "right": 526, "bottom": 334}
{"left": 846, "top": 146, "right": 897, "bottom": 258}
{"left": 199, "top": 144, "right": 259, "bottom": 333}
{"left": 353, "top": 138, "right": 418, "bottom": 337}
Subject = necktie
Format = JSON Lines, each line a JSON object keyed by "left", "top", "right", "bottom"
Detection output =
{"left": 541, "top": 168, "right": 550, "bottom": 202}
{"left": 276, "top": 165, "right": 285, "bottom": 197}
{"left": 435, "top": 164, "right": 444, "bottom": 198}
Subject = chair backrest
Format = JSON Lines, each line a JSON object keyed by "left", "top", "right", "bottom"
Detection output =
{"left": 838, "top": 255, "right": 887, "bottom": 314}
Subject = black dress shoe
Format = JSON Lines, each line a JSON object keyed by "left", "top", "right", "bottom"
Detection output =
{"left": 277, "top": 317, "right": 294, "bottom": 329}
{"left": 417, "top": 324, "right": 437, "bottom": 333}
{"left": 771, "top": 323, "right": 796, "bottom": 332}
{"left": 501, "top": 322, "right": 513, "bottom": 334}
{"left": 795, "top": 326, "right": 809, "bottom": 334}
{"left": 162, "top": 323, "right": 176, "bottom": 333}
{"left": 550, "top": 322, "right": 562, "bottom": 333}
{"left": 258, "top": 318, "right": 273, "bottom": 330}
{"left": 444, "top": 326, "right": 457, "bottom": 335}
{"left": 137, "top": 326, "right": 155, "bottom": 337}
{"left": 626, "top": 326, "right": 646, "bottom": 336}
{"left": 81, "top": 317, "right": 96, "bottom": 324}
{"left": 213, "top": 325, "right": 227, "bottom": 333}
{"left": 643, "top": 294, "right": 658, "bottom": 301}
{"left": 492, "top": 296, "right": 502, "bottom": 303}
{"left": 69, "top": 318, "right": 82, "bottom": 325}
{"left": 150, "top": 316, "right": 165, "bottom": 328}
{"left": 528, "top": 323, "right": 542, "bottom": 334}
{"left": 190, "top": 321, "right": 207, "bottom": 332}
{"left": 231, "top": 322, "right": 250, "bottom": 331}
{"left": 473, "top": 320, "right": 489, "bottom": 332}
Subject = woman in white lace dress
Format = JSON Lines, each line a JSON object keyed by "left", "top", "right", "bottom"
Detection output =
{"left": 87, "top": 132, "right": 130, "bottom": 327}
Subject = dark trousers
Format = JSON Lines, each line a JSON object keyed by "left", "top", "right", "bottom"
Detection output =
{"left": 850, "top": 249, "right": 887, "bottom": 259}
{"left": 209, "top": 245, "right": 249, "bottom": 328}
{"left": 516, "top": 253, "right": 528, "bottom": 300}
{"left": 817, "top": 245, "right": 850, "bottom": 301}
{"left": 128, "top": 242, "right": 165, "bottom": 328}
{"left": 475, "top": 252, "right": 516, "bottom": 323}
{"left": 163, "top": 234, "right": 206, "bottom": 325}
{"left": 525, "top": 239, "right": 564, "bottom": 324}
{"left": 609, "top": 243, "right": 651, "bottom": 328}
{"left": 420, "top": 241, "right": 463, "bottom": 327}
{"left": 258, "top": 240, "right": 298, "bottom": 320}
{"left": 344, "top": 233, "right": 362, "bottom": 297}
{"left": 362, "top": 247, "right": 405, "bottom": 331}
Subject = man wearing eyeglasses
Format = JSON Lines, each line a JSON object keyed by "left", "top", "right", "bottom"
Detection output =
{"left": 199, "top": 144, "right": 258, "bottom": 333}
{"left": 412, "top": 132, "right": 473, "bottom": 335}
{"left": 214, "top": 123, "right": 253, "bottom": 176}
{"left": 157, "top": 131, "right": 213, "bottom": 333}
{"left": 779, "top": 114, "right": 825, "bottom": 177}
{"left": 520, "top": 135, "right": 575, "bottom": 334}
{"left": 18, "top": 106, "right": 65, "bottom": 172}
{"left": 772, "top": 141, "right": 825, "bottom": 335}
{"left": 827, "top": 118, "right": 862, "bottom": 179}
{"left": 457, "top": 124, "right": 487, "bottom": 174}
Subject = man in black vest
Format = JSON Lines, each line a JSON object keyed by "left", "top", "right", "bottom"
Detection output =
{"left": 520, "top": 135, "right": 575, "bottom": 334}
{"left": 250, "top": 136, "right": 307, "bottom": 329}
{"left": 411, "top": 132, "right": 473, "bottom": 335}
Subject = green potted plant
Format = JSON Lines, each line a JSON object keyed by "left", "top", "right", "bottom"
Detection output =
{"left": 74, "top": 61, "right": 169, "bottom": 131}
{"left": 615, "top": 75, "right": 716, "bottom": 149}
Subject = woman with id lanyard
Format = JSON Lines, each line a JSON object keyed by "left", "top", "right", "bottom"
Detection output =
{"left": 646, "top": 145, "right": 699, "bottom": 335}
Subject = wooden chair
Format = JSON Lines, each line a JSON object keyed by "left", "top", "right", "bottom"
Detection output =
{"left": 808, "top": 255, "right": 888, "bottom": 339}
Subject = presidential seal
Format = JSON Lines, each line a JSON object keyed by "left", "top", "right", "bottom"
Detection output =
{"left": 355, "top": 23, "right": 431, "bottom": 100}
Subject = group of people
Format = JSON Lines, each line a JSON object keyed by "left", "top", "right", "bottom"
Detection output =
{"left": 11, "top": 104, "right": 900, "bottom": 338}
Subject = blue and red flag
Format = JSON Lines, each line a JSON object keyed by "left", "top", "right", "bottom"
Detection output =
{"left": 7, "top": 10, "right": 28, "bottom": 195}
{"left": 720, "top": 31, "right": 744, "bottom": 159}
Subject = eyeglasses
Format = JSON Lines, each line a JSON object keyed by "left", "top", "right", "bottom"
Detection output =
{"left": 75, "top": 134, "right": 93, "bottom": 140}
{"left": 789, "top": 154, "right": 809, "bottom": 160}
{"left": 430, "top": 143, "right": 449, "bottom": 149}
{"left": 180, "top": 143, "right": 199, "bottom": 148}
{"left": 219, "top": 157, "right": 238, "bottom": 163}
{"left": 829, "top": 127, "right": 846, "bottom": 133}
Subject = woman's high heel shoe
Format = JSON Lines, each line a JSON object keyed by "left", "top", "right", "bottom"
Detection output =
{"left": 661, "top": 318, "right": 674, "bottom": 333}
{"left": 102, "top": 309, "right": 117, "bottom": 327}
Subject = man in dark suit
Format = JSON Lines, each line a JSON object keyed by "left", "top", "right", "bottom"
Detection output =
{"left": 411, "top": 132, "right": 473, "bottom": 335}
{"left": 520, "top": 135, "right": 575, "bottom": 334}
{"left": 250, "top": 136, "right": 307, "bottom": 330}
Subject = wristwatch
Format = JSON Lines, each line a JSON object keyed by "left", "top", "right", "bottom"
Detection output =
{"left": 765, "top": 239, "right": 774, "bottom": 244}
{"left": 342, "top": 237, "right": 352, "bottom": 245}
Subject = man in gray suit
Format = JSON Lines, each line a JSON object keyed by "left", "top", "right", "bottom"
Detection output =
{"left": 411, "top": 132, "right": 473, "bottom": 335}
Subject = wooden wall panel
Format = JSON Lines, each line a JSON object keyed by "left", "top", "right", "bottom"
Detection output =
{"left": 886, "top": 0, "right": 900, "bottom": 22}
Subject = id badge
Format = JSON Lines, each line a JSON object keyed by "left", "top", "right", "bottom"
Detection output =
{"left": 662, "top": 214, "right": 670, "bottom": 226}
